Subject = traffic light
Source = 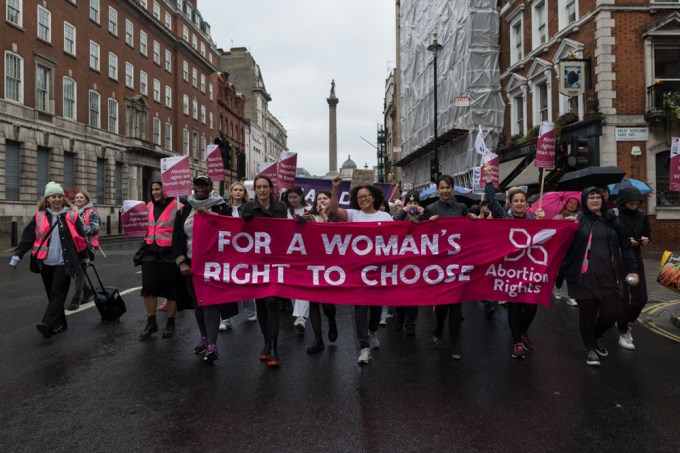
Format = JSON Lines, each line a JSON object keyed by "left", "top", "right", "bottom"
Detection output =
{"left": 214, "top": 136, "right": 232, "bottom": 170}
{"left": 430, "top": 158, "right": 440, "bottom": 183}
{"left": 236, "top": 151, "right": 246, "bottom": 179}
{"left": 555, "top": 139, "right": 569, "bottom": 169}
{"left": 571, "top": 137, "right": 591, "bottom": 168}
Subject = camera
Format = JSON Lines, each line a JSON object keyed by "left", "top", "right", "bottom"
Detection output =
{"left": 408, "top": 207, "right": 418, "bottom": 215}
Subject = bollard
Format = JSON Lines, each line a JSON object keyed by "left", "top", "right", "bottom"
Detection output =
{"left": 11, "top": 221, "right": 18, "bottom": 247}
{"left": 107, "top": 215, "right": 111, "bottom": 235}
{"left": 118, "top": 210, "right": 122, "bottom": 234}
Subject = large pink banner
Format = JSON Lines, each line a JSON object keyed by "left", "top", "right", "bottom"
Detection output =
{"left": 191, "top": 214, "right": 577, "bottom": 307}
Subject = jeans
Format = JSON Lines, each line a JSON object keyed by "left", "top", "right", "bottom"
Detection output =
{"left": 40, "top": 265, "right": 71, "bottom": 329}
{"left": 186, "top": 274, "right": 220, "bottom": 344}
{"left": 508, "top": 303, "right": 538, "bottom": 343}
{"left": 354, "top": 305, "right": 382, "bottom": 349}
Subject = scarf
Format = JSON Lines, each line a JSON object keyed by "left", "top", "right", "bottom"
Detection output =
{"left": 188, "top": 194, "right": 226, "bottom": 209}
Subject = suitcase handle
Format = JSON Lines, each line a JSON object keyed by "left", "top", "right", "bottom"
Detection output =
{"left": 83, "top": 264, "right": 105, "bottom": 292}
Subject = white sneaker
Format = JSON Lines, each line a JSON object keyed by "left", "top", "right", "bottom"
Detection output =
{"left": 379, "top": 319, "right": 387, "bottom": 326}
{"left": 294, "top": 316, "right": 306, "bottom": 333}
{"left": 619, "top": 329, "right": 635, "bottom": 350}
{"left": 247, "top": 314, "right": 258, "bottom": 322}
{"left": 566, "top": 298, "right": 578, "bottom": 307}
{"left": 357, "top": 347, "right": 372, "bottom": 364}
{"left": 219, "top": 320, "right": 232, "bottom": 331}
{"left": 368, "top": 331, "right": 380, "bottom": 349}
{"left": 553, "top": 291, "right": 563, "bottom": 300}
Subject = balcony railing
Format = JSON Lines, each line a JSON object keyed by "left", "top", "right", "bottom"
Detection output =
{"left": 645, "top": 81, "right": 680, "bottom": 122}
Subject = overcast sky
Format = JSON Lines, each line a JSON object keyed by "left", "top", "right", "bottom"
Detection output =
{"left": 199, "top": 0, "right": 396, "bottom": 177}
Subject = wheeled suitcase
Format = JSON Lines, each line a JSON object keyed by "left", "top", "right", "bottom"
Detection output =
{"left": 84, "top": 264, "right": 127, "bottom": 322}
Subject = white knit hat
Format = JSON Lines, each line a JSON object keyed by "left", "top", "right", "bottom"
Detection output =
{"left": 44, "top": 181, "right": 64, "bottom": 197}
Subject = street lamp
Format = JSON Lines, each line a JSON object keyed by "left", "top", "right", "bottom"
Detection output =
{"left": 427, "top": 32, "right": 443, "bottom": 183}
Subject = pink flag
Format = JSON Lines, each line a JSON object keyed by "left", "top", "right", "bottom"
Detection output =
{"left": 255, "top": 162, "right": 279, "bottom": 194}
{"left": 121, "top": 200, "right": 148, "bottom": 238}
{"left": 671, "top": 137, "right": 680, "bottom": 192}
{"left": 535, "top": 122, "right": 556, "bottom": 169}
{"left": 160, "top": 156, "right": 192, "bottom": 197}
{"left": 191, "top": 214, "right": 577, "bottom": 307}
{"left": 475, "top": 125, "right": 490, "bottom": 155}
{"left": 206, "top": 144, "right": 225, "bottom": 182}
{"left": 277, "top": 151, "right": 298, "bottom": 193}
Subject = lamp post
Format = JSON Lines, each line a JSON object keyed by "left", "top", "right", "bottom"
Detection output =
{"left": 427, "top": 32, "right": 443, "bottom": 183}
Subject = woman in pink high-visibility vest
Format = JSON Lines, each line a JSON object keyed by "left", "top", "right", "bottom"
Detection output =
{"left": 67, "top": 189, "right": 100, "bottom": 311}
{"left": 9, "top": 181, "right": 90, "bottom": 339}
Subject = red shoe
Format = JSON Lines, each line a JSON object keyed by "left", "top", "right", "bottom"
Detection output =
{"left": 520, "top": 333, "right": 534, "bottom": 351}
{"left": 512, "top": 343, "right": 526, "bottom": 359}
{"left": 158, "top": 302, "right": 168, "bottom": 311}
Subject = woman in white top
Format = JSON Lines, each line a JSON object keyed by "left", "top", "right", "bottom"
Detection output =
{"left": 328, "top": 175, "right": 392, "bottom": 365}
{"left": 284, "top": 186, "right": 312, "bottom": 333}
{"left": 219, "top": 181, "right": 257, "bottom": 331}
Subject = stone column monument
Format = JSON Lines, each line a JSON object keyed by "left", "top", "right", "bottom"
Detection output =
{"left": 326, "top": 80, "right": 339, "bottom": 176}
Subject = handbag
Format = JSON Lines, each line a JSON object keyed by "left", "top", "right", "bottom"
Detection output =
{"left": 30, "top": 218, "right": 59, "bottom": 274}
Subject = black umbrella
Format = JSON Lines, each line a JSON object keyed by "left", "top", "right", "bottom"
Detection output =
{"left": 557, "top": 166, "right": 626, "bottom": 191}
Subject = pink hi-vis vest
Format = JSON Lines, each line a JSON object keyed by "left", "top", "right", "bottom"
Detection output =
{"left": 32, "top": 210, "right": 88, "bottom": 259}
{"left": 84, "top": 208, "right": 100, "bottom": 248}
{"left": 144, "top": 199, "right": 181, "bottom": 247}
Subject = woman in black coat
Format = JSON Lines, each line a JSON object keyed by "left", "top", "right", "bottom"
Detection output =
{"left": 558, "top": 187, "right": 639, "bottom": 367}
{"left": 173, "top": 175, "right": 237, "bottom": 363}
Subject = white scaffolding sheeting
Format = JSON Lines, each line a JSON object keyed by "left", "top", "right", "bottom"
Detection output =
{"left": 400, "top": 0, "right": 504, "bottom": 178}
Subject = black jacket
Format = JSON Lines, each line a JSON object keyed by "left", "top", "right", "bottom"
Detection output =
{"left": 173, "top": 203, "right": 232, "bottom": 265}
{"left": 614, "top": 208, "right": 650, "bottom": 257}
{"left": 241, "top": 199, "right": 289, "bottom": 220}
{"left": 422, "top": 199, "right": 469, "bottom": 219}
{"left": 558, "top": 189, "right": 638, "bottom": 287}
{"left": 15, "top": 210, "right": 89, "bottom": 275}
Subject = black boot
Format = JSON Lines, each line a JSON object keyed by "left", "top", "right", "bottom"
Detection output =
{"left": 139, "top": 316, "right": 158, "bottom": 341}
{"left": 259, "top": 338, "right": 269, "bottom": 361}
{"left": 162, "top": 317, "right": 175, "bottom": 338}
{"left": 67, "top": 298, "right": 80, "bottom": 311}
{"left": 307, "top": 336, "right": 325, "bottom": 354}
{"left": 267, "top": 339, "right": 280, "bottom": 367}
{"left": 328, "top": 320, "right": 338, "bottom": 342}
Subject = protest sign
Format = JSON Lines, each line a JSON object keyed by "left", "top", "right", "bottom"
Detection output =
{"left": 191, "top": 215, "right": 577, "bottom": 307}
{"left": 121, "top": 200, "right": 148, "bottom": 238}
{"left": 277, "top": 151, "right": 297, "bottom": 193}
{"left": 671, "top": 137, "right": 680, "bottom": 192}
{"left": 535, "top": 122, "right": 556, "bottom": 169}
{"left": 294, "top": 177, "right": 396, "bottom": 208}
{"left": 160, "top": 156, "right": 191, "bottom": 197}
{"left": 206, "top": 144, "right": 225, "bottom": 182}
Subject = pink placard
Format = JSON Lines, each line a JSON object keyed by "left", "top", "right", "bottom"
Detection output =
{"left": 480, "top": 155, "right": 500, "bottom": 189}
{"left": 277, "top": 151, "right": 297, "bottom": 193}
{"left": 670, "top": 137, "right": 680, "bottom": 192}
{"left": 206, "top": 144, "right": 225, "bottom": 182}
{"left": 121, "top": 200, "right": 148, "bottom": 238}
{"left": 535, "top": 122, "right": 556, "bottom": 169}
{"left": 161, "top": 156, "right": 192, "bottom": 197}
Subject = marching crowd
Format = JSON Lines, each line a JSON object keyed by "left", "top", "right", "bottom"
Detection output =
{"left": 9, "top": 166, "right": 651, "bottom": 368}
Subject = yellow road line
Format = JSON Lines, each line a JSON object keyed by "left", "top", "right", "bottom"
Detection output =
{"left": 643, "top": 300, "right": 680, "bottom": 315}
{"left": 638, "top": 319, "right": 680, "bottom": 343}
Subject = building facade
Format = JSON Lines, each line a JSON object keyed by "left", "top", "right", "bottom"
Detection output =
{"left": 1, "top": 0, "right": 222, "bottom": 235}
{"left": 497, "top": 0, "right": 680, "bottom": 243}
{"left": 215, "top": 71, "right": 246, "bottom": 193}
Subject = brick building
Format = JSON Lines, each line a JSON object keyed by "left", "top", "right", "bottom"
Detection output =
{"left": 497, "top": 0, "right": 680, "bottom": 245}
{"left": 0, "top": 0, "right": 225, "bottom": 236}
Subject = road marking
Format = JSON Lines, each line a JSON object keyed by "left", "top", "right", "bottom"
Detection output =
{"left": 65, "top": 287, "right": 141, "bottom": 315}
{"left": 639, "top": 300, "right": 680, "bottom": 344}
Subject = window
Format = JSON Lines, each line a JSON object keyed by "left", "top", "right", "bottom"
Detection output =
{"left": 513, "top": 95, "right": 525, "bottom": 134}
{"left": 200, "top": 136, "right": 206, "bottom": 156}
{"left": 140, "top": 71, "right": 148, "bottom": 95}
{"left": 89, "top": 90, "right": 100, "bottom": 128}
{"left": 656, "top": 151, "right": 680, "bottom": 206}
{"left": 559, "top": 0, "right": 578, "bottom": 30}
{"left": 4, "top": 52, "right": 23, "bottom": 103}
{"left": 510, "top": 18, "right": 523, "bottom": 65}
{"left": 64, "top": 152, "right": 75, "bottom": 189}
{"left": 90, "top": 0, "right": 99, "bottom": 23}
{"left": 115, "top": 163, "right": 123, "bottom": 204}
{"left": 7, "top": 0, "right": 22, "bottom": 27}
{"left": 153, "top": 117, "right": 161, "bottom": 145}
{"left": 192, "top": 99, "right": 197, "bottom": 119}
{"left": 108, "top": 7, "right": 117, "bottom": 36}
{"left": 164, "top": 11, "right": 171, "bottom": 29}
{"left": 183, "top": 60, "right": 188, "bottom": 81}
{"left": 108, "top": 52, "right": 118, "bottom": 80}
{"left": 192, "top": 34, "right": 197, "bottom": 50}
{"left": 209, "top": 112, "right": 213, "bottom": 129}
{"left": 208, "top": 83, "right": 213, "bottom": 101}
{"left": 108, "top": 98, "right": 118, "bottom": 133}
{"left": 96, "top": 158, "right": 106, "bottom": 202}
{"left": 200, "top": 105, "right": 206, "bottom": 124}
{"left": 153, "top": 78, "right": 160, "bottom": 102}
{"left": 165, "top": 49, "right": 172, "bottom": 72}
{"left": 64, "top": 22, "right": 76, "bottom": 55}
{"left": 153, "top": 41, "right": 160, "bottom": 65}
{"left": 532, "top": 1, "right": 548, "bottom": 48}
{"left": 125, "top": 62, "right": 134, "bottom": 88}
{"left": 140, "top": 0, "right": 147, "bottom": 8}
{"left": 37, "top": 147, "right": 49, "bottom": 199}
{"left": 140, "top": 31, "right": 147, "bottom": 56}
{"left": 182, "top": 25, "right": 189, "bottom": 41}
{"left": 5, "top": 140, "right": 21, "bottom": 201}
{"left": 165, "top": 122, "right": 172, "bottom": 151}
{"left": 182, "top": 128, "right": 189, "bottom": 155}
{"left": 200, "top": 74, "right": 206, "bottom": 93}
{"left": 200, "top": 42, "right": 206, "bottom": 57}
{"left": 153, "top": 0, "right": 160, "bottom": 20}
{"left": 63, "top": 77, "right": 76, "bottom": 119}
{"left": 90, "top": 41, "right": 100, "bottom": 70}
{"left": 36, "top": 66, "right": 51, "bottom": 112}
{"left": 209, "top": 53, "right": 212, "bottom": 64}
{"left": 165, "top": 85, "right": 172, "bottom": 108}
{"left": 535, "top": 81, "right": 549, "bottom": 122}
{"left": 37, "top": 6, "right": 51, "bottom": 42}
{"left": 193, "top": 131, "right": 199, "bottom": 157}
{"left": 192, "top": 67, "right": 197, "bottom": 87}
{"left": 654, "top": 46, "right": 680, "bottom": 81}
{"left": 125, "top": 20, "right": 134, "bottom": 46}
{"left": 182, "top": 94, "right": 189, "bottom": 114}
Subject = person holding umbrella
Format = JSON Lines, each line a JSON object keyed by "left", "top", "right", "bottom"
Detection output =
{"left": 552, "top": 196, "right": 580, "bottom": 307}
{"left": 558, "top": 187, "right": 639, "bottom": 366}
{"left": 613, "top": 187, "right": 650, "bottom": 350}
